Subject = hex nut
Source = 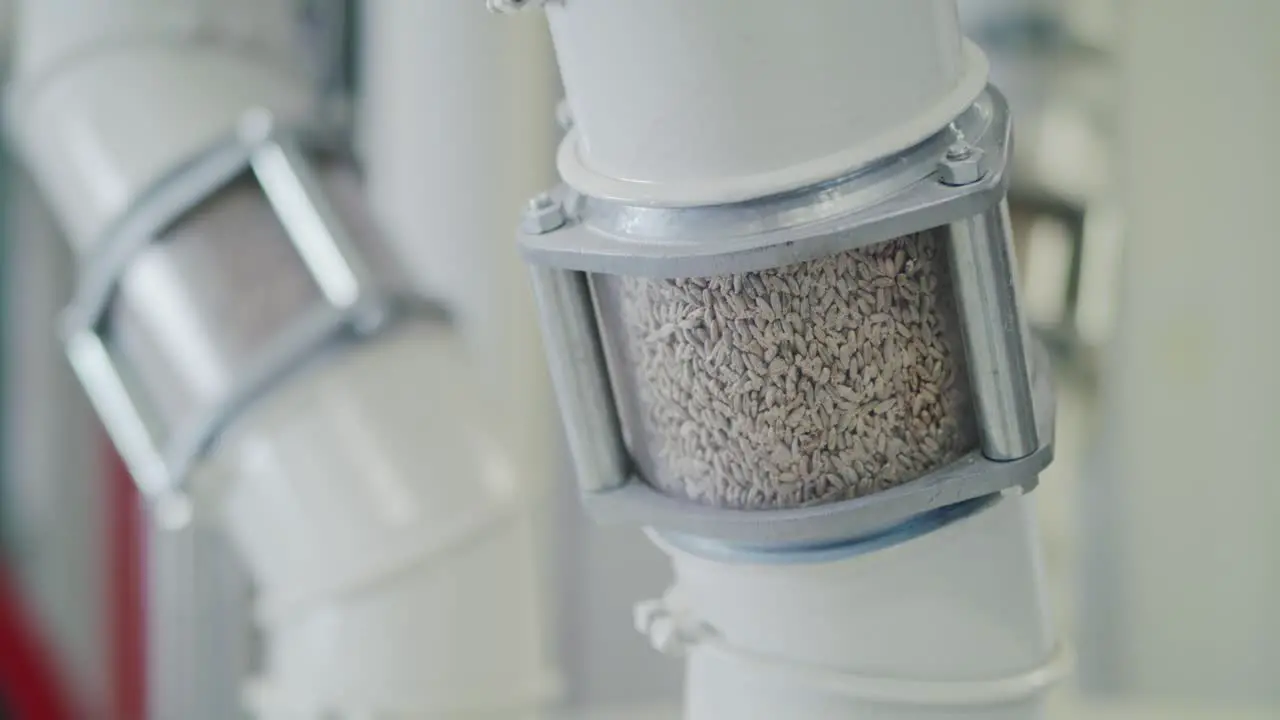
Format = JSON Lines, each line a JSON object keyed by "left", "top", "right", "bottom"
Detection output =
{"left": 521, "top": 193, "right": 567, "bottom": 234}
{"left": 938, "top": 145, "right": 987, "bottom": 186}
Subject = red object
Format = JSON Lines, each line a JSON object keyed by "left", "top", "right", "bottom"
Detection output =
{"left": 106, "top": 446, "right": 146, "bottom": 720}
{"left": 0, "top": 565, "right": 79, "bottom": 720}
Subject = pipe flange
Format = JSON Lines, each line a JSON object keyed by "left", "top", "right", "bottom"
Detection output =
{"left": 521, "top": 86, "right": 1013, "bottom": 279}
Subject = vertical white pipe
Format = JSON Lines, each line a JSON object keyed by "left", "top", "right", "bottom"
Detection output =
{"left": 358, "top": 8, "right": 579, "bottom": 713}
{"left": 3, "top": 173, "right": 109, "bottom": 716}
{"left": 357, "top": 0, "right": 560, "bottom": 499}
{"left": 1081, "top": 0, "right": 1280, "bottom": 705}
{"left": 197, "top": 322, "right": 562, "bottom": 718}
{"left": 544, "top": 0, "right": 988, "bottom": 205}
{"left": 359, "top": 7, "right": 690, "bottom": 713}
{"left": 655, "top": 494, "right": 1061, "bottom": 720}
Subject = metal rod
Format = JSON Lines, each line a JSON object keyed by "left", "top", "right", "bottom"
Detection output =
{"left": 528, "top": 265, "right": 629, "bottom": 492}
{"left": 946, "top": 199, "right": 1039, "bottom": 460}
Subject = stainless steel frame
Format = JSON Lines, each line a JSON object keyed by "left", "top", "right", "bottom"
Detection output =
{"left": 946, "top": 200, "right": 1039, "bottom": 460}
{"left": 521, "top": 88, "right": 1011, "bottom": 278}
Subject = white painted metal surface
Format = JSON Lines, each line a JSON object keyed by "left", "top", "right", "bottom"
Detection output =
{"left": 546, "top": 0, "right": 989, "bottom": 205}
{"left": 655, "top": 493, "right": 1061, "bottom": 720}
{"left": 196, "top": 321, "right": 560, "bottom": 717}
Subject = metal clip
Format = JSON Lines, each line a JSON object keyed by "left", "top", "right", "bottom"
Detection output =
{"left": 62, "top": 109, "right": 392, "bottom": 521}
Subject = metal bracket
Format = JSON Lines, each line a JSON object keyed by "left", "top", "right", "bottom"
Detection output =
{"left": 62, "top": 109, "right": 393, "bottom": 519}
{"left": 521, "top": 86, "right": 1013, "bottom": 279}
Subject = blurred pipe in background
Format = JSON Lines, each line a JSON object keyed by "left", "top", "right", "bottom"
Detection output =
{"left": 356, "top": 3, "right": 683, "bottom": 710}
{"left": 105, "top": 444, "right": 146, "bottom": 720}
{"left": 1080, "top": 0, "right": 1280, "bottom": 708}
{"left": 0, "top": 564, "right": 79, "bottom": 719}
{"left": 2, "top": 170, "right": 107, "bottom": 717}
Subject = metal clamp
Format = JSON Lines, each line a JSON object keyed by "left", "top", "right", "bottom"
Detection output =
{"left": 62, "top": 109, "right": 392, "bottom": 519}
{"left": 520, "top": 87, "right": 1013, "bottom": 278}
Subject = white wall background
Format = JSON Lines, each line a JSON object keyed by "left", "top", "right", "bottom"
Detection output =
{"left": 1079, "top": 0, "right": 1280, "bottom": 707}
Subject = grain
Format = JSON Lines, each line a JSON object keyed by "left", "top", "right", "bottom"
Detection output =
{"left": 597, "top": 229, "right": 978, "bottom": 510}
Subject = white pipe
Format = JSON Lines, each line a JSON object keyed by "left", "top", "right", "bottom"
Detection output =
{"left": 649, "top": 493, "right": 1063, "bottom": 720}
{"left": 351, "top": 7, "right": 569, "bottom": 714}
{"left": 192, "top": 322, "right": 559, "bottom": 718}
{"left": 544, "top": 0, "right": 988, "bottom": 206}
{"left": 356, "top": 1, "right": 560, "bottom": 495}
{"left": 9, "top": 2, "right": 564, "bottom": 716}
{"left": 2, "top": 174, "right": 112, "bottom": 715}
{"left": 8, "top": 0, "right": 313, "bottom": 251}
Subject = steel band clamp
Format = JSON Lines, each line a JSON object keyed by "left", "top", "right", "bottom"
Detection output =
{"left": 62, "top": 109, "right": 398, "bottom": 527}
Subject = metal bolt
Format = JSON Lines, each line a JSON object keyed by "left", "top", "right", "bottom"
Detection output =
{"left": 647, "top": 616, "right": 685, "bottom": 656}
{"left": 939, "top": 142, "right": 987, "bottom": 186}
{"left": 633, "top": 599, "right": 666, "bottom": 635}
{"left": 521, "top": 192, "right": 567, "bottom": 234}
{"left": 634, "top": 600, "right": 690, "bottom": 657}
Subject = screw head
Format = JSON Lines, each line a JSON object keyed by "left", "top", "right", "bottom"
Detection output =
{"left": 522, "top": 192, "right": 567, "bottom": 234}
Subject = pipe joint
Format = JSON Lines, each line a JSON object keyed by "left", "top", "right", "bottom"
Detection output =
{"left": 521, "top": 87, "right": 1049, "bottom": 549}
{"left": 650, "top": 493, "right": 1066, "bottom": 719}
{"left": 60, "top": 113, "right": 433, "bottom": 522}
